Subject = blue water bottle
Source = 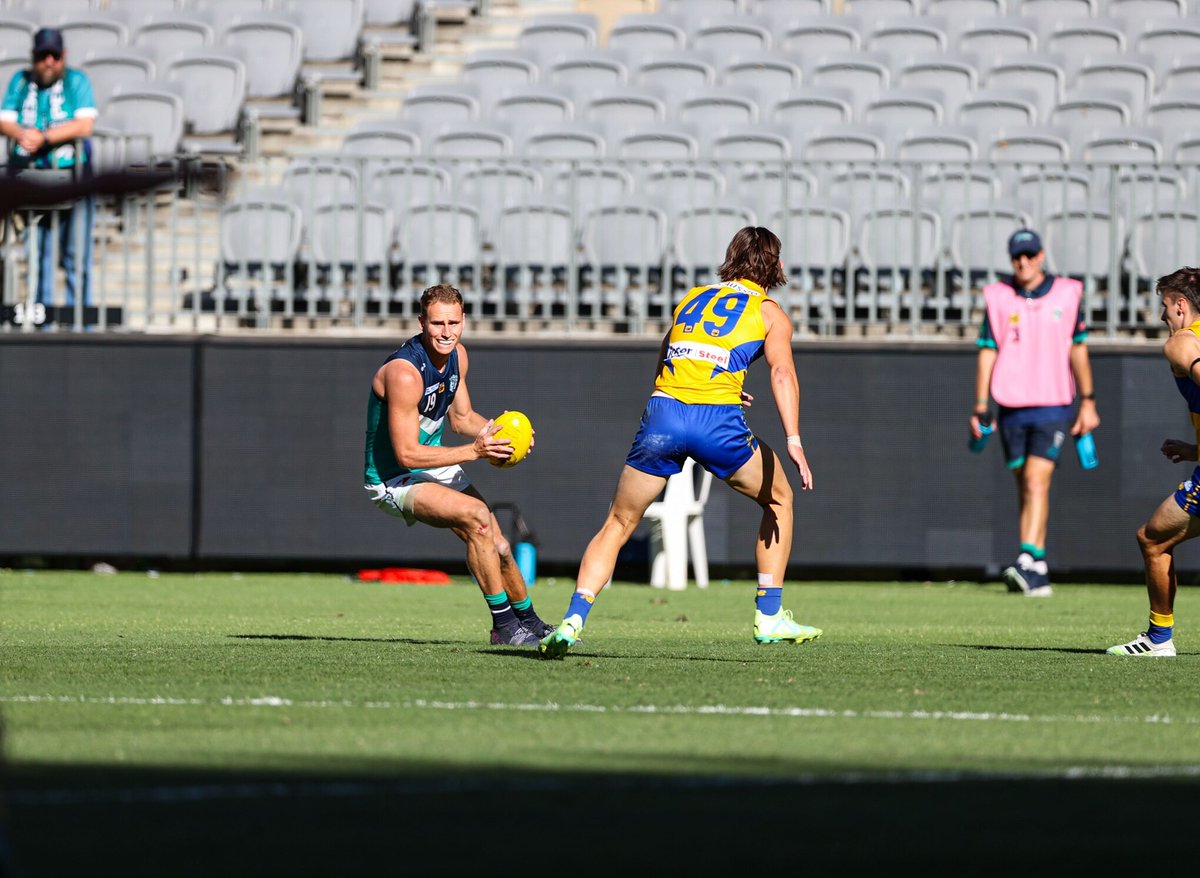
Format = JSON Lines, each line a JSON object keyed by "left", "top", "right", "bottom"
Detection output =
{"left": 1075, "top": 432, "right": 1098, "bottom": 469}
{"left": 515, "top": 541, "right": 537, "bottom": 586}
{"left": 969, "top": 412, "right": 993, "bottom": 453}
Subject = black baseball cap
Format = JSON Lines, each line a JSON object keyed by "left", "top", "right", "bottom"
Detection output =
{"left": 33, "top": 28, "right": 64, "bottom": 57}
{"left": 1007, "top": 228, "right": 1042, "bottom": 258}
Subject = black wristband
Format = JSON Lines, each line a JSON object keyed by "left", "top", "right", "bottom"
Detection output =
{"left": 1080, "top": 393, "right": 1095, "bottom": 401}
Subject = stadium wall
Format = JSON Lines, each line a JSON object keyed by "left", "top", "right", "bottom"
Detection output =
{"left": 1, "top": 335, "right": 1195, "bottom": 580}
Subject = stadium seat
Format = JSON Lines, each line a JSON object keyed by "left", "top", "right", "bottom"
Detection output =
{"left": 615, "top": 125, "right": 700, "bottom": 161}
{"left": 1129, "top": 208, "right": 1200, "bottom": 282}
{"left": 1071, "top": 53, "right": 1157, "bottom": 121}
{"left": 922, "top": 168, "right": 1004, "bottom": 220}
{"left": 642, "top": 457, "right": 713, "bottom": 592}
{"left": 396, "top": 201, "right": 483, "bottom": 288}
{"left": 768, "top": 86, "right": 855, "bottom": 129}
{"left": 516, "top": 13, "right": 600, "bottom": 59}
{"left": 219, "top": 196, "right": 303, "bottom": 299}
{"left": 827, "top": 166, "right": 912, "bottom": 217}
{"left": 779, "top": 15, "right": 863, "bottom": 55}
{"left": 82, "top": 49, "right": 157, "bottom": 110}
{"left": 132, "top": 16, "right": 215, "bottom": 66}
{"left": 1049, "top": 87, "right": 1135, "bottom": 128}
{"left": 460, "top": 49, "right": 540, "bottom": 107}
{"left": 862, "top": 87, "right": 946, "bottom": 128}
{"left": 0, "top": 19, "right": 36, "bottom": 60}
{"left": 926, "top": 0, "right": 1005, "bottom": 15}
{"left": 893, "top": 52, "right": 981, "bottom": 119}
{"left": 490, "top": 85, "right": 575, "bottom": 129}
{"left": 718, "top": 52, "right": 804, "bottom": 96}
{"left": 956, "top": 87, "right": 1040, "bottom": 129}
{"left": 492, "top": 202, "right": 577, "bottom": 317}
{"left": 1042, "top": 206, "right": 1126, "bottom": 290}
{"left": 1016, "top": 0, "right": 1098, "bottom": 16}
{"left": 982, "top": 53, "right": 1069, "bottom": 122}
{"left": 688, "top": 15, "right": 773, "bottom": 56}
{"left": 947, "top": 203, "right": 1034, "bottom": 288}
{"left": 632, "top": 51, "right": 716, "bottom": 100}
{"left": 1040, "top": 17, "right": 1128, "bottom": 58}
{"left": 661, "top": 0, "right": 742, "bottom": 17}
{"left": 865, "top": 15, "right": 950, "bottom": 57}
{"left": 310, "top": 201, "right": 396, "bottom": 286}
{"left": 1013, "top": 168, "right": 1095, "bottom": 217}
{"left": 164, "top": 51, "right": 247, "bottom": 139}
{"left": 707, "top": 126, "right": 793, "bottom": 162}
{"left": 855, "top": 207, "right": 943, "bottom": 302}
{"left": 897, "top": 124, "right": 979, "bottom": 161}
{"left": 738, "top": 167, "right": 820, "bottom": 219}
{"left": 222, "top": 18, "right": 305, "bottom": 100}
{"left": 1107, "top": 0, "right": 1187, "bottom": 18}
{"left": 606, "top": 13, "right": 687, "bottom": 54}
{"left": 805, "top": 50, "right": 891, "bottom": 119}
{"left": 953, "top": 17, "right": 1040, "bottom": 64}
{"left": 1146, "top": 90, "right": 1200, "bottom": 134}
{"left": 750, "top": 0, "right": 830, "bottom": 21}
{"left": 799, "top": 124, "right": 888, "bottom": 161}
{"left": 1111, "top": 168, "right": 1188, "bottom": 217}
{"left": 641, "top": 166, "right": 728, "bottom": 212}
{"left": 278, "top": 0, "right": 365, "bottom": 63}
{"left": 986, "top": 125, "right": 1072, "bottom": 163}
{"left": 518, "top": 122, "right": 608, "bottom": 159}
{"left": 1076, "top": 125, "right": 1165, "bottom": 163}
{"left": 674, "top": 86, "right": 760, "bottom": 128}
{"left": 369, "top": 162, "right": 452, "bottom": 211}
{"left": 1131, "top": 20, "right": 1200, "bottom": 72}
{"left": 58, "top": 17, "right": 129, "bottom": 64}
{"left": 843, "top": 0, "right": 920, "bottom": 17}
{"left": 767, "top": 202, "right": 853, "bottom": 294}
{"left": 546, "top": 164, "right": 635, "bottom": 213}
{"left": 362, "top": 0, "right": 419, "bottom": 27}
{"left": 579, "top": 201, "right": 668, "bottom": 310}
{"left": 542, "top": 49, "right": 629, "bottom": 98}
{"left": 104, "top": 87, "right": 185, "bottom": 163}
{"left": 398, "top": 83, "right": 482, "bottom": 133}
{"left": 1159, "top": 59, "right": 1200, "bottom": 94}
{"left": 280, "top": 161, "right": 361, "bottom": 228}
{"left": 670, "top": 203, "right": 758, "bottom": 288}
{"left": 581, "top": 87, "right": 669, "bottom": 139}
{"left": 342, "top": 120, "right": 424, "bottom": 177}
{"left": 430, "top": 122, "right": 514, "bottom": 158}
{"left": 455, "top": 163, "right": 543, "bottom": 243}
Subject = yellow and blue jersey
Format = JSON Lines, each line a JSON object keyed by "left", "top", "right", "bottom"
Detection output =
{"left": 1174, "top": 319, "right": 1200, "bottom": 450}
{"left": 654, "top": 278, "right": 772, "bottom": 406}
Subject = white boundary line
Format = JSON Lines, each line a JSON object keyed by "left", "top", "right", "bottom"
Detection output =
{"left": 1, "top": 693, "right": 1197, "bottom": 726}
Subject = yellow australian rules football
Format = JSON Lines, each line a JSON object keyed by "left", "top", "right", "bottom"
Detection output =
{"left": 490, "top": 410, "right": 533, "bottom": 468}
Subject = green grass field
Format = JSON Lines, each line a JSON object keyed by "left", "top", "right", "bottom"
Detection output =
{"left": 2, "top": 569, "right": 1197, "bottom": 876}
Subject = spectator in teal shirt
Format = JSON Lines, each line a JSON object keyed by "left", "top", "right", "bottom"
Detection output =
{"left": 0, "top": 28, "right": 97, "bottom": 312}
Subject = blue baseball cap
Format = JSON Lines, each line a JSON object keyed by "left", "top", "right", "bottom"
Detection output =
{"left": 1008, "top": 228, "right": 1042, "bottom": 258}
{"left": 33, "top": 28, "right": 65, "bottom": 57}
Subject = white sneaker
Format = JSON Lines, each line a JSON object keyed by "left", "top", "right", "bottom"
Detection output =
{"left": 1105, "top": 632, "right": 1176, "bottom": 657}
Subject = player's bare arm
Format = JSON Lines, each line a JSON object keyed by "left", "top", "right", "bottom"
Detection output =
{"left": 1068, "top": 344, "right": 1100, "bottom": 436}
{"left": 971, "top": 346, "right": 998, "bottom": 438}
{"left": 761, "top": 300, "right": 812, "bottom": 490}
{"left": 378, "top": 358, "right": 497, "bottom": 468}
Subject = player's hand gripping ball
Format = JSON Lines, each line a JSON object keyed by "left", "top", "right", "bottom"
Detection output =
{"left": 489, "top": 411, "right": 533, "bottom": 468}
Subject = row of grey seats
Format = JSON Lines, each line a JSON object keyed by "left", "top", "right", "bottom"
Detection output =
{"left": 534, "top": 8, "right": 1200, "bottom": 62}
{"left": 635, "top": 0, "right": 1196, "bottom": 18}
{"left": 227, "top": 168, "right": 1198, "bottom": 283}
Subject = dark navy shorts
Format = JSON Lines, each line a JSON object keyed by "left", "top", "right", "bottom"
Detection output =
{"left": 998, "top": 415, "right": 1071, "bottom": 469}
{"left": 625, "top": 395, "right": 758, "bottom": 479}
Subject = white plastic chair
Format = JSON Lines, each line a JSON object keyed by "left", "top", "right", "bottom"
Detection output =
{"left": 642, "top": 458, "right": 713, "bottom": 592}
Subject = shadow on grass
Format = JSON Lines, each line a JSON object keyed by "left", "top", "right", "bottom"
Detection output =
{"left": 229, "top": 634, "right": 457, "bottom": 646}
{"left": 5, "top": 760, "right": 1198, "bottom": 876}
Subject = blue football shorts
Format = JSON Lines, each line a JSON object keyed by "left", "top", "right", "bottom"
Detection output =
{"left": 998, "top": 415, "right": 1071, "bottom": 469}
{"left": 624, "top": 395, "right": 758, "bottom": 480}
{"left": 1173, "top": 465, "right": 1200, "bottom": 516}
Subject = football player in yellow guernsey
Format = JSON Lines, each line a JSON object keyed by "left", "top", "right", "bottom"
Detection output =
{"left": 1108, "top": 267, "right": 1200, "bottom": 657}
{"left": 541, "top": 227, "right": 822, "bottom": 658}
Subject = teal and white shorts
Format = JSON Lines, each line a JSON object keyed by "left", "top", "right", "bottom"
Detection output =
{"left": 365, "top": 465, "right": 471, "bottom": 526}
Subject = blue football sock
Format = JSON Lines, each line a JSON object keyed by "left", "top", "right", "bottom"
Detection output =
{"left": 755, "top": 586, "right": 783, "bottom": 616}
{"left": 565, "top": 591, "right": 596, "bottom": 627}
{"left": 1147, "top": 623, "right": 1174, "bottom": 645}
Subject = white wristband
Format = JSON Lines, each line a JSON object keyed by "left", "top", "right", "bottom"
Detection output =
{"left": 786, "top": 435, "right": 803, "bottom": 447}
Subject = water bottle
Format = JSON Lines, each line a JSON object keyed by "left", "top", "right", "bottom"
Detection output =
{"left": 1075, "top": 432, "right": 1098, "bottom": 469}
{"left": 515, "top": 541, "right": 537, "bottom": 586}
{"left": 969, "top": 412, "right": 993, "bottom": 453}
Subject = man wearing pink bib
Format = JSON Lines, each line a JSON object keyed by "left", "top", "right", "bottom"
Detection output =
{"left": 969, "top": 229, "right": 1101, "bottom": 596}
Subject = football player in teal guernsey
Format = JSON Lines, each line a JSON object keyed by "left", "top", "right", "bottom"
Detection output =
{"left": 363, "top": 284, "right": 553, "bottom": 646}
{"left": 0, "top": 27, "right": 98, "bottom": 309}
